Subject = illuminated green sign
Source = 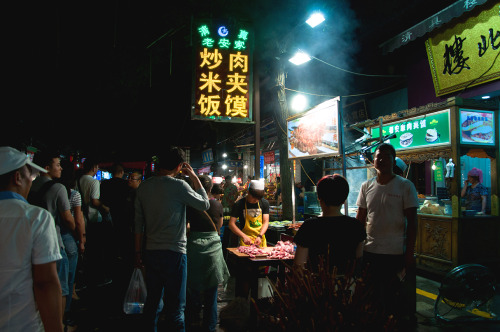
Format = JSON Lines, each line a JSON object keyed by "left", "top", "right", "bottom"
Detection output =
{"left": 193, "top": 21, "right": 253, "bottom": 123}
{"left": 197, "top": 24, "right": 249, "bottom": 51}
{"left": 433, "top": 160, "right": 444, "bottom": 181}
{"left": 371, "top": 109, "right": 451, "bottom": 151}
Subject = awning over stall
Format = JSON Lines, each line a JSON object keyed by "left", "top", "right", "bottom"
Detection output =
{"left": 379, "top": 0, "right": 489, "bottom": 54}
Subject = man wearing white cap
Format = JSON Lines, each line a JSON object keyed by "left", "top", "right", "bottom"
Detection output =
{"left": 228, "top": 179, "right": 270, "bottom": 297}
{"left": 0, "top": 147, "right": 63, "bottom": 331}
{"left": 228, "top": 179, "right": 270, "bottom": 248}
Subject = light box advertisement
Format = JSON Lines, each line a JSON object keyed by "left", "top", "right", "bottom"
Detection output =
{"left": 287, "top": 98, "right": 339, "bottom": 160}
{"left": 459, "top": 109, "right": 495, "bottom": 146}
{"left": 192, "top": 20, "right": 253, "bottom": 123}
{"left": 371, "top": 109, "right": 451, "bottom": 151}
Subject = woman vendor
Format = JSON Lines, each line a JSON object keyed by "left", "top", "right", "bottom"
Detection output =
{"left": 460, "top": 167, "right": 488, "bottom": 214}
{"left": 228, "top": 180, "right": 270, "bottom": 247}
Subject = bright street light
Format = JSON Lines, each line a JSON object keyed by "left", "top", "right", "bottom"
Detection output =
{"left": 306, "top": 13, "right": 325, "bottom": 28}
{"left": 289, "top": 51, "right": 311, "bottom": 65}
{"left": 291, "top": 94, "right": 308, "bottom": 112}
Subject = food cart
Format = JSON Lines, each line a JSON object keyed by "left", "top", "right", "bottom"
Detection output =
{"left": 226, "top": 243, "right": 295, "bottom": 299}
{"left": 366, "top": 97, "right": 499, "bottom": 276}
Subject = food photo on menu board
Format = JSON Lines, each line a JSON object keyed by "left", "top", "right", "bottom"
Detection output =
{"left": 370, "top": 109, "right": 451, "bottom": 151}
{"left": 287, "top": 98, "right": 339, "bottom": 159}
{"left": 460, "top": 110, "right": 495, "bottom": 145}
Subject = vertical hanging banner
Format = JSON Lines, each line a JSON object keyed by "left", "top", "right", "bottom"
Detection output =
{"left": 192, "top": 20, "right": 254, "bottom": 123}
{"left": 433, "top": 161, "right": 444, "bottom": 182}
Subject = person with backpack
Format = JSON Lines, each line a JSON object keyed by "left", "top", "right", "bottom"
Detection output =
{"left": 30, "top": 151, "right": 76, "bottom": 330}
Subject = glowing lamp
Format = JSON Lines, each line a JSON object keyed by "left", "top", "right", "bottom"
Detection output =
{"left": 289, "top": 51, "right": 311, "bottom": 65}
{"left": 306, "top": 13, "right": 325, "bottom": 28}
{"left": 291, "top": 94, "right": 308, "bottom": 112}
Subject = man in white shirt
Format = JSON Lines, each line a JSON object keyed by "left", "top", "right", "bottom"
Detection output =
{"left": 356, "top": 143, "right": 418, "bottom": 321}
{"left": 78, "top": 157, "right": 112, "bottom": 286}
{"left": 0, "top": 146, "right": 63, "bottom": 331}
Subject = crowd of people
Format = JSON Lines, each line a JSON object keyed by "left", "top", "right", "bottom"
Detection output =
{"left": 1, "top": 142, "right": 428, "bottom": 330}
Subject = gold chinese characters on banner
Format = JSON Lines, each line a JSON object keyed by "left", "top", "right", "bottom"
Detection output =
{"left": 426, "top": 2, "right": 499, "bottom": 96}
{"left": 193, "top": 22, "right": 253, "bottom": 123}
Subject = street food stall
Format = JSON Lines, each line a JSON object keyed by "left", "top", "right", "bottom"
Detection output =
{"left": 287, "top": 97, "right": 341, "bottom": 219}
{"left": 366, "top": 97, "right": 499, "bottom": 275}
{"left": 227, "top": 242, "right": 295, "bottom": 299}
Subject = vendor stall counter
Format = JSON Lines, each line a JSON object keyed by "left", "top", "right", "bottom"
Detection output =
{"left": 368, "top": 97, "right": 499, "bottom": 276}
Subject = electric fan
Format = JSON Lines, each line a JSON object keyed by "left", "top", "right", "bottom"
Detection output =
{"left": 434, "top": 264, "right": 497, "bottom": 322}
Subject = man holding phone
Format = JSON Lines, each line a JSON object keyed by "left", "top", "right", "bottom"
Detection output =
{"left": 134, "top": 147, "right": 210, "bottom": 331}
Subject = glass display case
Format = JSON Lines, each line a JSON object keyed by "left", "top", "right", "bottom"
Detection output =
{"left": 418, "top": 196, "right": 452, "bottom": 217}
{"left": 303, "top": 191, "right": 321, "bottom": 216}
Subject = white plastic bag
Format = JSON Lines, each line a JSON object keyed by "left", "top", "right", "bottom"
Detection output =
{"left": 123, "top": 268, "right": 147, "bottom": 314}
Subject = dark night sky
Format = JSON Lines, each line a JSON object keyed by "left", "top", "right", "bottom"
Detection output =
{"left": 5, "top": 0, "right": 457, "bottom": 163}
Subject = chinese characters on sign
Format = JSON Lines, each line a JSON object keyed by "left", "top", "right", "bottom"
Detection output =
{"left": 193, "top": 22, "right": 253, "bottom": 122}
{"left": 371, "top": 110, "right": 451, "bottom": 151}
{"left": 426, "top": 3, "right": 500, "bottom": 96}
{"left": 459, "top": 109, "right": 495, "bottom": 145}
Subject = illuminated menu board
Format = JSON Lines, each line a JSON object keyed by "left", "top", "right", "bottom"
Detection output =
{"left": 371, "top": 109, "right": 451, "bottom": 151}
{"left": 459, "top": 109, "right": 495, "bottom": 146}
{"left": 287, "top": 98, "right": 340, "bottom": 160}
{"left": 192, "top": 21, "right": 253, "bottom": 123}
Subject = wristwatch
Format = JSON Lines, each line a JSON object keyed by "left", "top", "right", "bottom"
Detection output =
{"left": 257, "top": 234, "right": 262, "bottom": 238}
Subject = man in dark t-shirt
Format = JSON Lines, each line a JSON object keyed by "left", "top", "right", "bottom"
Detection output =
{"left": 228, "top": 180, "right": 270, "bottom": 298}
{"left": 228, "top": 180, "right": 270, "bottom": 247}
{"left": 294, "top": 174, "right": 366, "bottom": 274}
{"left": 230, "top": 197, "right": 270, "bottom": 231}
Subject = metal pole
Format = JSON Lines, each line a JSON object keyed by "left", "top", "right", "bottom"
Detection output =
{"left": 338, "top": 97, "right": 348, "bottom": 215}
{"left": 291, "top": 162, "right": 296, "bottom": 223}
{"left": 254, "top": 63, "right": 261, "bottom": 179}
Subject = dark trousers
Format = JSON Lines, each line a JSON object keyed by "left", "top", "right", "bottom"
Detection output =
{"left": 85, "top": 222, "right": 114, "bottom": 284}
{"left": 143, "top": 250, "right": 187, "bottom": 332}
{"left": 363, "top": 251, "right": 416, "bottom": 317}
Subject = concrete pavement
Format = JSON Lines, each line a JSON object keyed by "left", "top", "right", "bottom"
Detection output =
{"left": 68, "top": 270, "right": 499, "bottom": 331}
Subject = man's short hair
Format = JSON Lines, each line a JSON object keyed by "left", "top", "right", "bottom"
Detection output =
{"left": 82, "top": 157, "right": 99, "bottom": 173}
{"left": 317, "top": 174, "right": 349, "bottom": 206}
{"left": 33, "top": 150, "right": 60, "bottom": 169}
{"left": 130, "top": 170, "right": 142, "bottom": 179}
{"left": 156, "top": 147, "right": 186, "bottom": 171}
{"left": 111, "top": 163, "right": 124, "bottom": 176}
{"left": 375, "top": 143, "right": 396, "bottom": 162}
